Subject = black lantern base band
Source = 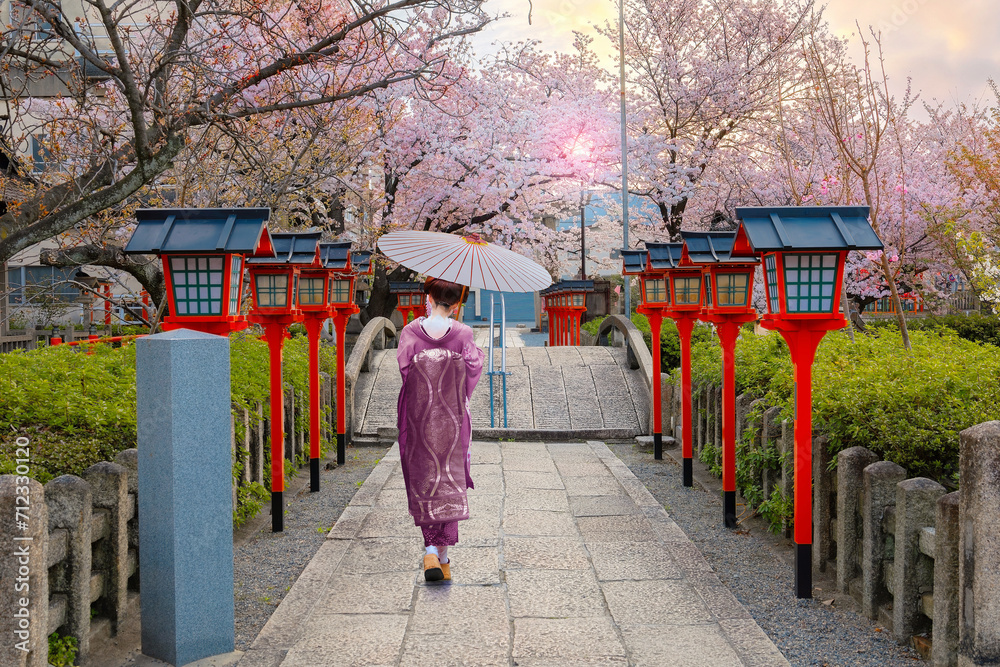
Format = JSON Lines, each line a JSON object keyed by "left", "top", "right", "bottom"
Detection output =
{"left": 653, "top": 432, "right": 662, "bottom": 460}
{"left": 683, "top": 458, "right": 693, "bottom": 487}
{"left": 310, "top": 458, "right": 320, "bottom": 492}
{"left": 795, "top": 543, "right": 812, "bottom": 599}
{"left": 337, "top": 433, "right": 346, "bottom": 466}
{"left": 724, "top": 491, "right": 737, "bottom": 529}
{"left": 272, "top": 491, "right": 284, "bottom": 533}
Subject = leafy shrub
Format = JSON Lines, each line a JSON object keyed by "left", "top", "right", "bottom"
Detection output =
{"left": 0, "top": 328, "right": 334, "bottom": 523}
{"left": 49, "top": 632, "right": 78, "bottom": 667}
{"left": 686, "top": 325, "right": 1000, "bottom": 487}
{"left": 866, "top": 312, "right": 1000, "bottom": 348}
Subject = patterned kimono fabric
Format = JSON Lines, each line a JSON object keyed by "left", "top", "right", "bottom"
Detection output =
{"left": 397, "top": 320, "right": 484, "bottom": 546}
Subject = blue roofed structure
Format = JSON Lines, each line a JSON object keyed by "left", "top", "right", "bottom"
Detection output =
{"left": 319, "top": 241, "right": 352, "bottom": 270}
{"left": 621, "top": 249, "right": 648, "bottom": 275}
{"left": 646, "top": 243, "right": 685, "bottom": 270}
{"left": 680, "top": 231, "right": 757, "bottom": 264}
{"left": 350, "top": 250, "right": 373, "bottom": 274}
{"left": 125, "top": 208, "right": 274, "bottom": 257}
{"left": 733, "top": 206, "right": 883, "bottom": 253}
{"left": 247, "top": 232, "right": 321, "bottom": 265}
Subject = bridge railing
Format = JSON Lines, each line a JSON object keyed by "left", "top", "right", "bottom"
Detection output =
{"left": 344, "top": 317, "right": 397, "bottom": 443}
{"left": 591, "top": 314, "right": 670, "bottom": 436}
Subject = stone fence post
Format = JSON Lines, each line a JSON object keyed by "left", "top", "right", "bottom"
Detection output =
{"left": 934, "top": 491, "right": 960, "bottom": 667}
{"left": 837, "top": 447, "right": 879, "bottom": 595}
{"left": 958, "top": 421, "right": 1000, "bottom": 665}
{"left": 892, "top": 477, "right": 945, "bottom": 642}
{"left": 812, "top": 435, "right": 833, "bottom": 573}
{"left": 0, "top": 475, "right": 48, "bottom": 667}
{"left": 44, "top": 475, "right": 93, "bottom": 659}
{"left": 861, "top": 460, "right": 906, "bottom": 620}
{"left": 84, "top": 462, "right": 130, "bottom": 633}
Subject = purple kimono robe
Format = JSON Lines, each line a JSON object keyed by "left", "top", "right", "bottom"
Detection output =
{"left": 396, "top": 318, "right": 485, "bottom": 528}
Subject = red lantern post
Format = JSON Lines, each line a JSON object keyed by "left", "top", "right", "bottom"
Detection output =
{"left": 248, "top": 232, "right": 319, "bottom": 532}
{"left": 681, "top": 231, "right": 760, "bottom": 522}
{"left": 735, "top": 205, "right": 883, "bottom": 598}
{"left": 541, "top": 281, "right": 593, "bottom": 347}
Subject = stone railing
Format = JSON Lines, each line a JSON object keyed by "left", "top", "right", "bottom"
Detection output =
{"left": 0, "top": 386, "right": 322, "bottom": 667}
{"left": 590, "top": 315, "right": 676, "bottom": 435}
{"left": 343, "top": 317, "right": 396, "bottom": 443}
{"left": 677, "top": 381, "right": 999, "bottom": 666}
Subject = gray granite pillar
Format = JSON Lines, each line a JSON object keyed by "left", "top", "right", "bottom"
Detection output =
{"left": 861, "top": 460, "right": 906, "bottom": 620}
{"left": 813, "top": 435, "right": 833, "bottom": 573}
{"left": 836, "top": 447, "right": 879, "bottom": 595}
{"left": 45, "top": 475, "right": 92, "bottom": 658}
{"left": 136, "top": 329, "right": 234, "bottom": 666}
{"left": 934, "top": 491, "right": 961, "bottom": 667}
{"left": 892, "top": 477, "right": 945, "bottom": 642}
{"left": 84, "top": 461, "right": 130, "bottom": 633}
{"left": 0, "top": 475, "right": 48, "bottom": 667}
{"left": 958, "top": 421, "right": 1000, "bottom": 665}
{"left": 695, "top": 385, "right": 704, "bottom": 452}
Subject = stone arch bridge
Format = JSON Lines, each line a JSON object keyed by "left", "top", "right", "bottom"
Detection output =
{"left": 345, "top": 316, "right": 658, "bottom": 443}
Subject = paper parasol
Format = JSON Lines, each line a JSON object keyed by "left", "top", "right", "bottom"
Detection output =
{"left": 376, "top": 231, "right": 552, "bottom": 293}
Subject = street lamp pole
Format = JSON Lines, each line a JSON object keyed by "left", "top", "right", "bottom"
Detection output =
{"left": 619, "top": 0, "right": 630, "bottom": 316}
{"left": 580, "top": 190, "right": 587, "bottom": 279}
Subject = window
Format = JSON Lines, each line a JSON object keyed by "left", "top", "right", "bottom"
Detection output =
{"left": 573, "top": 294, "right": 584, "bottom": 306}
{"left": 673, "top": 276, "right": 701, "bottom": 305}
{"left": 329, "top": 279, "right": 352, "bottom": 304}
{"left": 716, "top": 273, "right": 749, "bottom": 306}
{"left": 299, "top": 277, "right": 325, "bottom": 306}
{"left": 6, "top": 266, "right": 78, "bottom": 305}
{"left": 170, "top": 256, "right": 223, "bottom": 315}
{"left": 644, "top": 278, "right": 668, "bottom": 304}
{"left": 255, "top": 273, "right": 288, "bottom": 308}
{"left": 765, "top": 255, "right": 779, "bottom": 313}
{"left": 228, "top": 257, "right": 243, "bottom": 315}
{"left": 783, "top": 254, "right": 838, "bottom": 313}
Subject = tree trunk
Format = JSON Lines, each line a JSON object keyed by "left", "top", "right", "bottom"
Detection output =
{"left": 361, "top": 263, "right": 414, "bottom": 323}
{"left": 879, "top": 252, "right": 912, "bottom": 350}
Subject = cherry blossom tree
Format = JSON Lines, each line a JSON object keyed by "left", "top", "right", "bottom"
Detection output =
{"left": 0, "top": 0, "right": 491, "bottom": 294}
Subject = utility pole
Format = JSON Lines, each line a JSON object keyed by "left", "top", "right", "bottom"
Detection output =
{"left": 580, "top": 190, "right": 587, "bottom": 279}
{"left": 619, "top": 0, "right": 630, "bottom": 315}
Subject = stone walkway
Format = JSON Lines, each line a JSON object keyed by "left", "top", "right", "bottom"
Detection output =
{"left": 237, "top": 441, "right": 788, "bottom": 667}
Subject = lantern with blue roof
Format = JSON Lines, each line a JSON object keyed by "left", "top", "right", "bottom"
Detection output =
{"left": 247, "top": 232, "right": 321, "bottom": 532}
{"left": 123, "top": 208, "right": 275, "bottom": 335}
{"left": 680, "top": 230, "right": 760, "bottom": 521}
{"left": 734, "top": 206, "right": 883, "bottom": 598}
{"left": 390, "top": 281, "right": 426, "bottom": 324}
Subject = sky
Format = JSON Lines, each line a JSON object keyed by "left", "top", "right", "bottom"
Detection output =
{"left": 470, "top": 0, "right": 999, "bottom": 112}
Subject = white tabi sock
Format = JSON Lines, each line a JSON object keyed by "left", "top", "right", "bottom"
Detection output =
{"left": 439, "top": 546, "right": 449, "bottom": 564}
{"left": 425, "top": 546, "right": 439, "bottom": 558}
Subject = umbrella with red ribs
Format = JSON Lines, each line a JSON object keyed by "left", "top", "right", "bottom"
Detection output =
{"left": 376, "top": 231, "right": 552, "bottom": 292}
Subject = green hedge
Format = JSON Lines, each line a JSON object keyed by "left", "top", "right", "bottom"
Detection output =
{"left": 866, "top": 312, "right": 1000, "bottom": 348}
{"left": 0, "top": 330, "right": 335, "bottom": 525}
{"left": 582, "top": 314, "right": 715, "bottom": 371}
{"left": 679, "top": 326, "right": 1000, "bottom": 486}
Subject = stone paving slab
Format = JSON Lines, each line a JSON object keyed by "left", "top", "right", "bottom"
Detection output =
{"left": 238, "top": 441, "right": 789, "bottom": 667}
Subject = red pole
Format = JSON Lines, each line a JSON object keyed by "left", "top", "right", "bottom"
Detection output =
{"left": 303, "top": 316, "right": 324, "bottom": 492}
{"left": 784, "top": 326, "right": 827, "bottom": 598}
{"left": 647, "top": 310, "right": 664, "bottom": 459}
{"left": 334, "top": 310, "right": 350, "bottom": 465}
{"left": 715, "top": 320, "right": 740, "bottom": 525}
{"left": 103, "top": 283, "right": 111, "bottom": 328}
{"left": 677, "top": 314, "right": 696, "bottom": 485}
{"left": 264, "top": 323, "right": 286, "bottom": 532}
{"left": 548, "top": 311, "right": 554, "bottom": 346}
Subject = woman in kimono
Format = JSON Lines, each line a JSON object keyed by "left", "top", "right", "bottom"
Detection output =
{"left": 396, "top": 277, "right": 485, "bottom": 582}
